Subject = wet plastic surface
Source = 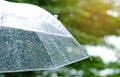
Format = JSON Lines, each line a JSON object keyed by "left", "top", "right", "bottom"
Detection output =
{"left": 0, "top": 0, "right": 89, "bottom": 73}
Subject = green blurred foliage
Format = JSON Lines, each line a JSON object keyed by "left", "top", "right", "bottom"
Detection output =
{"left": 4, "top": 0, "right": 120, "bottom": 77}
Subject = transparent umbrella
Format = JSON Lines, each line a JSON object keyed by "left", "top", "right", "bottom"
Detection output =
{"left": 0, "top": 0, "right": 89, "bottom": 73}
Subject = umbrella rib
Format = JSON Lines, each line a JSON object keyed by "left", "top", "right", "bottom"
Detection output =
{"left": 72, "top": 38, "right": 91, "bottom": 60}
{"left": 33, "top": 32, "right": 54, "bottom": 68}
{"left": 1, "top": 25, "right": 72, "bottom": 37}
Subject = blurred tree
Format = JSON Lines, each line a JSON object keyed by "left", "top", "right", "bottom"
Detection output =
{"left": 52, "top": 0, "right": 119, "bottom": 37}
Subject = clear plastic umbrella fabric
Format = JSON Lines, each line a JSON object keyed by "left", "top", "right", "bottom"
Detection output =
{"left": 0, "top": 1, "right": 89, "bottom": 73}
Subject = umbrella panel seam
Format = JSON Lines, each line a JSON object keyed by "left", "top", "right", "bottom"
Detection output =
{"left": 0, "top": 26, "right": 72, "bottom": 38}
{"left": 33, "top": 32, "right": 55, "bottom": 68}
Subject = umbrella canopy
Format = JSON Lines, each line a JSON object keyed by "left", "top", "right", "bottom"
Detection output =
{"left": 0, "top": 1, "right": 89, "bottom": 73}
